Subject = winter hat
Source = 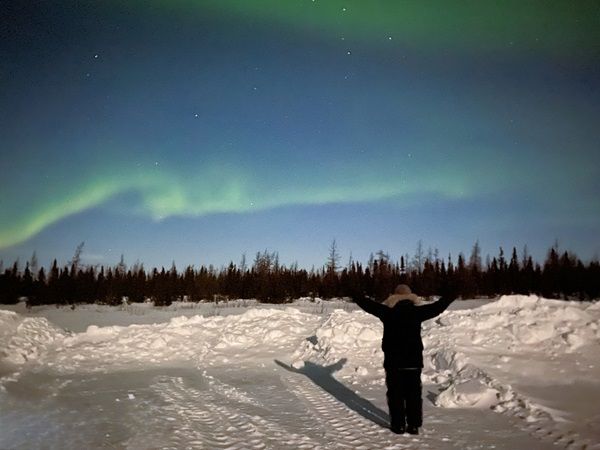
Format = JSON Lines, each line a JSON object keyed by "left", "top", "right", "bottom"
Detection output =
{"left": 383, "top": 284, "right": 420, "bottom": 307}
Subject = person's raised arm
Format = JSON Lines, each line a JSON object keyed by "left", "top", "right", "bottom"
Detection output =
{"left": 416, "top": 281, "right": 458, "bottom": 321}
{"left": 416, "top": 296, "right": 455, "bottom": 321}
{"left": 353, "top": 296, "right": 388, "bottom": 319}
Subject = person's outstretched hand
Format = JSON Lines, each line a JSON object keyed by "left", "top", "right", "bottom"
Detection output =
{"left": 347, "top": 285, "right": 364, "bottom": 302}
{"left": 439, "top": 279, "right": 459, "bottom": 301}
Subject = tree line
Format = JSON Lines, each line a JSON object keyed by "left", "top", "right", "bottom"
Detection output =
{"left": 0, "top": 241, "right": 598, "bottom": 306}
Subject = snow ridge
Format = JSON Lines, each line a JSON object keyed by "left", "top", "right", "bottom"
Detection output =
{"left": 0, "top": 310, "right": 66, "bottom": 366}
{"left": 291, "top": 296, "right": 600, "bottom": 449}
{"left": 1, "top": 307, "right": 320, "bottom": 374}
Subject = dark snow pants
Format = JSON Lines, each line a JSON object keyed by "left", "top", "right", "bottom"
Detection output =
{"left": 385, "top": 368, "right": 423, "bottom": 429}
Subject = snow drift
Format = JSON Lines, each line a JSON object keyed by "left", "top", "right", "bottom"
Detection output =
{"left": 1, "top": 307, "right": 320, "bottom": 374}
{"left": 292, "top": 295, "right": 600, "bottom": 431}
{"left": 0, "top": 310, "right": 66, "bottom": 366}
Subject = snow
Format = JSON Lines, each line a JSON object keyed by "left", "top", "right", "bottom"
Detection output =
{"left": 290, "top": 295, "right": 600, "bottom": 447}
{"left": 1, "top": 295, "right": 599, "bottom": 449}
{"left": 33, "top": 307, "right": 320, "bottom": 373}
{"left": 0, "top": 310, "right": 66, "bottom": 366}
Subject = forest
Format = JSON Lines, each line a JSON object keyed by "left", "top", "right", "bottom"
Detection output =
{"left": 1, "top": 241, "right": 598, "bottom": 305}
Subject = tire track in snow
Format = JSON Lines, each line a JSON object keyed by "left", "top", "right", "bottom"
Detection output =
{"left": 152, "top": 376, "right": 232, "bottom": 449}
{"left": 202, "top": 372, "right": 324, "bottom": 449}
{"left": 150, "top": 374, "right": 321, "bottom": 449}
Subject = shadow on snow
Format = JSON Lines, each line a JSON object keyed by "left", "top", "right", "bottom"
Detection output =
{"left": 274, "top": 358, "right": 390, "bottom": 428}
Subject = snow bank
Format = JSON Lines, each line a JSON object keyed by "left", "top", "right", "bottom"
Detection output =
{"left": 12, "top": 307, "right": 319, "bottom": 373}
{"left": 430, "top": 294, "right": 600, "bottom": 361}
{"left": 291, "top": 309, "right": 385, "bottom": 381}
{"left": 0, "top": 298, "right": 353, "bottom": 333}
{"left": 293, "top": 296, "right": 600, "bottom": 425}
{"left": 0, "top": 310, "right": 66, "bottom": 365}
{"left": 422, "top": 295, "right": 599, "bottom": 427}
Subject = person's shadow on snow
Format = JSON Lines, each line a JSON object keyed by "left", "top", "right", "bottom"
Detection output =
{"left": 274, "top": 358, "right": 390, "bottom": 428}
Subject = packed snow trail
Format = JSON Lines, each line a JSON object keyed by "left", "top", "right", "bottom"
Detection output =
{"left": 1, "top": 296, "right": 598, "bottom": 449}
{"left": 0, "top": 364, "right": 554, "bottom": 449}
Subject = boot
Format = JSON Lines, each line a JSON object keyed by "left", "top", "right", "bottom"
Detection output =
{"left": 406, "top": 425, "right": 419, "bottom": 435}
{"left": 391, "top": 424, "right": 405, "bottom": 434}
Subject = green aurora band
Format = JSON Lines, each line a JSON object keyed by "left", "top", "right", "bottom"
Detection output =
{"left": 0, "top": 155, "right": 473, "bottom": 249}
{"left": 1, "top": 1, "right": 598, "bottom": 251}
{"left": 3, "top": 140, "right": 597, "bottom": 249}
{"left": 158, "top": 0, "right": 600, "bottom": 59}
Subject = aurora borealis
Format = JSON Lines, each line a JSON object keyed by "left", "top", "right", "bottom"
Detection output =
{"left": 1, "top": 1, "right": 599, "bottom": 268}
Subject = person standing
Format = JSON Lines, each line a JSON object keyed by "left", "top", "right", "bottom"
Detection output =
{"left": 352, "top": 284, "right": 456, "bottom": 435}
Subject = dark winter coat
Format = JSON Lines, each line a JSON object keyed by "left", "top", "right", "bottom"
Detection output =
{"left": 353, "top": 296, "right": 455, "bottom": 369}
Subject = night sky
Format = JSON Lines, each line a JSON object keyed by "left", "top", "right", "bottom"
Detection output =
{"left": 1, "top": 1, "right": 599, "bottom": 269}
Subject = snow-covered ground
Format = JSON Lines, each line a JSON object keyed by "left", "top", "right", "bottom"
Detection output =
{"left": 1, "top": 296, "right": 599, "bottom": 449}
